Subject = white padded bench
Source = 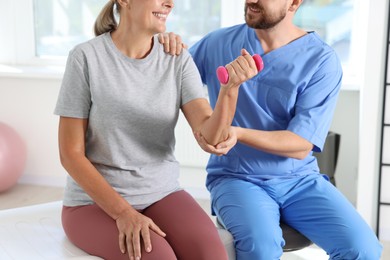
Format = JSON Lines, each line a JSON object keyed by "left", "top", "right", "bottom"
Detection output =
{"left": 0, "top": 201, "right": 235, "bottom": 259}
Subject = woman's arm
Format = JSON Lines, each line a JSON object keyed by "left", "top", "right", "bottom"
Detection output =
{"left": 58, "top": 117, "right": 132, "bottom": 218}
{"left": 182, "top": 49, "right": 258, "bottom": 146}
{"left": 58, "top": 117, "right": 165, "bottom": 259}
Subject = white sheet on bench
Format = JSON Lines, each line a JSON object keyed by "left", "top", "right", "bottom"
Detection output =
{"left": 0, "top": 201, "right": 101, "bottom": 259}
{"left": 0, "top": 201, "right": 235, "bottom": 260}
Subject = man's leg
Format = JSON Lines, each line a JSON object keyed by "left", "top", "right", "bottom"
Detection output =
{"left": 280, "top": 174, "right": 383, "bottom": 260}
{"left": 210, "top": 178, "right": 284, "bottom": 260}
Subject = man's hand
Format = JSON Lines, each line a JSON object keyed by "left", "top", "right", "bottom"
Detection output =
{"left": 158, "top": 32, "right": 187, "bottom": 56}
{"left": 194, "top": 127, "right": 237, "bottom": 156}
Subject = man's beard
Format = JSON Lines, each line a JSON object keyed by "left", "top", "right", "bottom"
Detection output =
{"left": 244, "top": 3, "right": 286, "bottom": 30}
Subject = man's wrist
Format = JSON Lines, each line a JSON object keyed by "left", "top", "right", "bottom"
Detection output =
{"left": 235, "top": 126, "right": 243, "bottom": 141}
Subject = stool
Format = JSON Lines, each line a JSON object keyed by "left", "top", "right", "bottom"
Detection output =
{"left": 280, "top": 222, "right": 313, "bottom": 252}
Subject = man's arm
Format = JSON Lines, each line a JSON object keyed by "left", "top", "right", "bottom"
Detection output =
{"left": 236, "top": 128, "right": 313, "bottom": 160}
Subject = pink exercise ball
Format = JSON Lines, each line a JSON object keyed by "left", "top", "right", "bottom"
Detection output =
{"left": 0, "top": 122, "right": 27, "bottom": 192}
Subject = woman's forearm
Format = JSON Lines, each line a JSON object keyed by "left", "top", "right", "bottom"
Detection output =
{"left": 199, "top": 49, "right": 260, "bottom": 145}
{"left": 200, "top": 87, "right": 239, "bottom": 145}
{"left": 185, "top": 49, "right": 259, "bottom": 146}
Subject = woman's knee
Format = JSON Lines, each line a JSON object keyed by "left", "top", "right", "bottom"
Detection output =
{"left": 168, "top": 220, "right": 228, "bottom": 260}
{"left": 141, "top": 231, "right": 177, "bottom": 260}
{"left": 144, "top": 190, "right": 228, "bottom": 259}
{"left": 182, "top": 235, "right": 228, "bottom": 260}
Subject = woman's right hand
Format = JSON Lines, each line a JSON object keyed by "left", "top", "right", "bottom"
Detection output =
{"left": 116, "top": 208, "right": 166, "bottom": 260}
{"left": 221, "top": 49, "right": 259, "bottom": 89}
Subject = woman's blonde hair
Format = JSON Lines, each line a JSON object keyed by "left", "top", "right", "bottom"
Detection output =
{"left": 94, "top": 1, "right": 120, "bottom": 36}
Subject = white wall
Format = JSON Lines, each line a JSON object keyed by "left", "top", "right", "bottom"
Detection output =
{"left": 0, "top": 76, "right": 64, "bottom": 186}
{"left": 356, "top": 0, "right": 389, "bottom": 230}
{"left": 330, "top": 90, "right": 359, "bottom": 205}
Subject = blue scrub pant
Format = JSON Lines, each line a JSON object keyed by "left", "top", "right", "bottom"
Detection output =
{"left": 210, "top": 174, "right": 382, "bottom": 260}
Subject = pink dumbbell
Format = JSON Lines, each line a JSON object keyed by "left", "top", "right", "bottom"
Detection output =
{"left": 216, "top": 54, "right": 264, "bottom": 84}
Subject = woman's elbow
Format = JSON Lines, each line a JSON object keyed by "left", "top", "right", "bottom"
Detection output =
{"left": 59, "top": 148, "right": 81, "bottom": 169}
{"left": 201, "top": 129, "right": 229, "bottom": 147}
{"left": 59, "top": 150, "right": 72, "bottom": 169}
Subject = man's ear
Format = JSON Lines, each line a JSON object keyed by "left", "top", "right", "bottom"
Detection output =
{"left": 289, "top": 0, "right": 303, "bottom": 12}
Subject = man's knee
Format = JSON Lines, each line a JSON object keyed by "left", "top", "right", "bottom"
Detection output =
{"left": 234, "top": 232, "right": 284, "bottom": 260}
{"left": 328, "top": 237, "right": 383, "bottom": 260}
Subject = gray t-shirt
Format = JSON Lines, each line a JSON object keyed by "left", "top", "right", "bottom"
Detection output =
{"left": 54, "top": 32, "right": 206, "bottom": 209}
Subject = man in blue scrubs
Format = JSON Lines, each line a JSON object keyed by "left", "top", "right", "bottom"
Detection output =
{"left": 161, "top": 0, "right": 382, "bottom": 259}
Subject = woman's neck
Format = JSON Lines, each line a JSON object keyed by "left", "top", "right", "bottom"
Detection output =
{"left": 110, "top": 26, "right": 154, "bottom": 59}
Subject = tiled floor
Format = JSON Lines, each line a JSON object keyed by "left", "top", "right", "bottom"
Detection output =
{"left": 1, "top": 184, "right": 389, "bottom": 259}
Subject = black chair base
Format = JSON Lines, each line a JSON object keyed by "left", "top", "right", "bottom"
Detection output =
{"left": 281, "top": 222, "right": 313, "bottom": 252}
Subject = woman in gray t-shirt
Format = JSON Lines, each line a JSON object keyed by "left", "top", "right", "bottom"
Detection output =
{"left": 55, "top": 0, "right": 259, "bottom": 259}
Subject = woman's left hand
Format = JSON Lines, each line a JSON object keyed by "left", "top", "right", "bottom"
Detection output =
{"left": 194, "top": 127, "right": 237, "bottom": 156}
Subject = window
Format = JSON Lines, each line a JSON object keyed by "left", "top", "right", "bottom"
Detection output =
{"left": 31, "top": 0, "right": 235, "bottom": 59}
{"left": 0, "top": 0, "right": 365, "bottom": 87}
{"left": 33, "top": 0, "right": 105, "bottom": 58}
{"left": 166, "top": 1, "right": 221, "bottom": 47}
{"left": 293, "top": 0, "right": 355, "bottom": 72}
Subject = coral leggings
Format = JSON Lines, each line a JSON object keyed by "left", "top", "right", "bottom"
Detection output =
{"left": 62, "top": 190, "right": 227, "bottom": 260}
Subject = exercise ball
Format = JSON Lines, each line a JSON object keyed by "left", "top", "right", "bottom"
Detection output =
{"left": 0, "top": 122, "right": 27, "bottom": 192}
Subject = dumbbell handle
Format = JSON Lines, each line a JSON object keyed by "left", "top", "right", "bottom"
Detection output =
{"left": 216, "top": 54, "right": 264, "bottom": 84}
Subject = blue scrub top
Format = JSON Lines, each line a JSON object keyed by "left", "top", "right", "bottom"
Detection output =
{"left": 189, "top": 24, "right": 342, "bottom": 187}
